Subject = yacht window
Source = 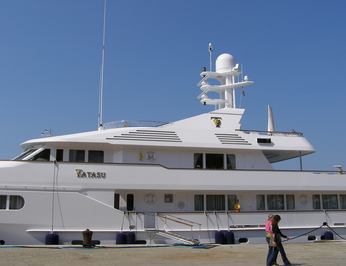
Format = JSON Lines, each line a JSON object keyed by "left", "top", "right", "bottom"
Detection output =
{"left": 340, "top": 195, "right": 346, "bottom": 209}
{"left": 206, "top": 154, "right": 224, "bottom": 169}
{"left": 194, "top": 195, "right": 204, "bottom": 211}
{"left": 312, "top": 194, "right": 321, "bottom": 209}
{"left": 322, "top": 194, "right": 338, "bottom": 209}
{"left": 164, "top": 194, "right": 174, "bottom": 203}
{"left": 9, "top": 196, "right": 24, "bottom": 210}
{"left": 206, "top": 195, "right": 225, "bottom": 211}
{"left": 257, "top": 138, "right": 271, "bottom": 144}
{"left": 114, "top": 193, "right": 120, "bottom": 209}
{"left": 88, "top": 150, "right": 104, "bottom": 163}
{"left": 14, "top": 149, "right": 37, "bottom": 160}
{"left": 0, "top": 195, "right": 7, "bottom": 209}
{"left": 226, "top": 154, "right": 236, "bottom": 170}
{"left": 127, "top": 194, "right": 134, "bottom": 211}
{"left": 69, "top": 150, "right": 85, "bottom": 162}
{"left": 267, "top": 195, "right": 284, "bottom": 210}
{"left": 286, "top": 194, "right": 295, "bottom": 210}
{"left": 30, "top": 149, "right": 50, "bottom": 161}
{"left": 227, "top": 194, "right": 238, "bottom": 211}
{"left": 194, "top": 153, "right": 203, "bottom": 168}
{"left": 256, "top": 194, "right": 265, "bottom": 210}
{"left": 56, "top": 149, "right": 64, "bottom": 162}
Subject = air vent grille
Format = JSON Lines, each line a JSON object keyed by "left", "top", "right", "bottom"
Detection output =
{"left": 107, "top": 130, "right": 182, "bottom": 143}
{"left": 215, "top": 133, "right": 251, "bottom": 145}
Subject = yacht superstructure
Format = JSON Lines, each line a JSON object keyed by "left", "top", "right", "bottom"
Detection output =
{"left": 0, "top": 52, "right": 345, "bottom": 245}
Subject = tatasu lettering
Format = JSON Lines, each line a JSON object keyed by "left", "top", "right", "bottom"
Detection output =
{"left": 75, "top": 169, "right": 106, "bottom": 179}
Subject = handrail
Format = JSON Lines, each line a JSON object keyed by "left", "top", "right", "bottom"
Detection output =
{"left": 158, "top": 214, "right": 194, "bottom": 227}
{"left": 159, "top": 213, "right": 202, "bottom": 227}
{"left": 236, "top": 128, "right": 303, "bottom": 136}
{"left": 2, "top": 160, "right": 343, "bottom": 174}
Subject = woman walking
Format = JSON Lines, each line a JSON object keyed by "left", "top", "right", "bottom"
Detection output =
{"left": 268, "top": 215, "right": 292, "bottom": 266}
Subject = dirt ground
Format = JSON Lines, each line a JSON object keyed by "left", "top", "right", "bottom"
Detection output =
{"left": 0, "top": 241, "right": 346, "bottom": 266}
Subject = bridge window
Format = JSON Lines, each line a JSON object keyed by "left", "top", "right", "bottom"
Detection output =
{"left": 30, "top": 149, "right": 50, "bottom": 161}
{"left": 14, "top": 149, "right": 38, "bottom": 160}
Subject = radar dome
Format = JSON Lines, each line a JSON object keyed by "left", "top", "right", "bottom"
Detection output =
{"left": 216, "top": 53, "right": 235, "bottom": 73}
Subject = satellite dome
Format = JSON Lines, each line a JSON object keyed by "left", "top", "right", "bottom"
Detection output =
{"left": 216, "top": 53, "right": 235, "bottom": 73}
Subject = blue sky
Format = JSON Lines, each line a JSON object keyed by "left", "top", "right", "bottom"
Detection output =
{"left": 0, "top": 0, "right": 345, "bottom": 170}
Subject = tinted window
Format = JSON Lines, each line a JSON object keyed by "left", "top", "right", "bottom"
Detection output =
{"left": 206, "top": 154, "right": 224, "bottom": 169}
{"left": 31, "top": 149, "right": 50, "bottom": 161}
{"left": 226, "top": 154, "right": 236, "bottom": 170}
{"left": 164, "top": 194, "right": 174, "bottom": 203}
{"left": 14, "top": 149, "right": 37, "bottom": 160}
{"left": 312, "top": 194, "right": 321, "bottom": 209}
{"left": 339, "top": 195, "right": 346, "bottom": 209}
{"left": 322, "top": 194, "right": 338, "bottom": 209}
{"left": 267, "top": 195, "right": 284, "bottom": 210}
{"left": 286, "top": 194, "right": 295, "bottom": 210}
{"left": 69, "top": 150, "right": 85, "bottom": 162}
{"left": 206, "top": 195, "right": 225, "bottom": 211}
{"left": 256, "top": 194, "right": 265, "bottom": 210}
{"left": 227, "top": 194, "right": 238, "bottom": 211}
{"left": 194, "top": 195, "right": 204, "bottom": 211}
{"left": 194, "top": 153, "right": 203, "bottom": 169}
{"left": 9, "top": 196, "right": 24, "bottom": 210}
{"left": 56, "top": 149, "right": 64, "bottom": 162}
{"left": 114, "top": 193, "right": 120, "bottom": 209}
{"left": 127, "top": 194, "right": 134, "bottom": 211}
{"left": 88, "top": 150, "right": 104, "bottom": 163}
{"left": 0, "top": 195, "right": 6, "bottom": 209}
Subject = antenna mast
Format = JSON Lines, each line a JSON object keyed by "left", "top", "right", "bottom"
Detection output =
{"left": 98, "top": 0, "right": 107, "bottom": 130}
{"left": 208, "top": 43, "right": 213, "bottom": 71}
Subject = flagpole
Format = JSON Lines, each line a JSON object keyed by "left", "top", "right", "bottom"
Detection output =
{"left": 98, "top": 0, "right": 107, "bottom": 129}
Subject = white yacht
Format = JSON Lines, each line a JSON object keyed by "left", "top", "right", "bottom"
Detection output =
{"left": 0, "top": 51, "right": 345, "bottom": 246}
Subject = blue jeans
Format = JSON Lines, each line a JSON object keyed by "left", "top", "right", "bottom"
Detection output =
{"left": 268, "top": 242, "right": 291, "bottom": 266}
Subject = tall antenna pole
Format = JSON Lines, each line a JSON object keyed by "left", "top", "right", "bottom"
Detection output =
{"left": 98, "top": 0, "right": 107, "bottom": 129}
{"left": 208, "top": 43, "right": 213, "bottom": 72}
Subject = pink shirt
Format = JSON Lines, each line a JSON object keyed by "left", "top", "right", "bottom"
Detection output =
{"left": 265, "top": 219, "right": 272, "bottom": 234}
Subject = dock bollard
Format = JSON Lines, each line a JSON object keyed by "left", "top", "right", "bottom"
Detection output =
{"left": 82, "top": 229, "right": 94, "bottom": 248}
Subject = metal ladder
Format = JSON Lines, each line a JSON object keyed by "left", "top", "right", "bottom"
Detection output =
{"left": 155, "top": 230, "right": 200, "bottom": 245}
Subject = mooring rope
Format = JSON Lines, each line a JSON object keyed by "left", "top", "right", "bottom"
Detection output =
{"left": 282, "top": 224, "right": 324, "bottom": 242}
{"left": 282, "top": 222, "right": 346, "bottom": 242}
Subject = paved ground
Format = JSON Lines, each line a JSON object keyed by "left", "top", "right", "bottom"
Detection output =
{"left": 0, "top": 241, "right": 346, "bottom": 266}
